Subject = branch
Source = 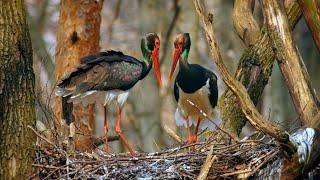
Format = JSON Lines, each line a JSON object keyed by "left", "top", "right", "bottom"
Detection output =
{"left": 298, "top": 0, "right": 320, "bottom": 52}
{"left": 232, "top": 0, "right": 260, "bottom": 46}
{"left": 28, "top": 15, "right": 55, "bottom": 84}
{"left": 93, "top": 135, "right": 119, "bottom": 147}
{"left": 261, "top": 0, "right": 319, "bottom": 125}
{"left": 197, "top": 146, "right": 216, "bottom": 180}
{"left": 193, "top": 0, "right": 290, "bottom": 145}
{"left": 259, "top": 0, "right": 320, "bottom": 177}
{"left": 219, "top": 1, "right": 302, "bottom": 135}
{"left": 163, "top": 125, "right": 182, "bottom": 143}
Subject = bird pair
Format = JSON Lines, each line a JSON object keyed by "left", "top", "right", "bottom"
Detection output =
{"left": 56, "top": 33, "right": 221, "bottom": 156}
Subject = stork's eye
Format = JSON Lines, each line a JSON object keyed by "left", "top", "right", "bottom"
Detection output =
{"left": 154, "top": 39, "right": 160, "bottom": 49}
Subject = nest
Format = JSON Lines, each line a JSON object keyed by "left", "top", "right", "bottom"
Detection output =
{"left": 30, "top": 126, "right": 282, "bottom": 179}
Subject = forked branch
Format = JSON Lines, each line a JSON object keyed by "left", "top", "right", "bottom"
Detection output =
{"left": 193, "top": 0, "right": 290, "bottom": 145}
{"left": 261, "top": 0, "right": 319, "bottom": 125}
{"left": 232, "top": 0, "right": 260, "bottom": 46}
{"left": 218, "top": 0, "right": 302, "bottom": 136}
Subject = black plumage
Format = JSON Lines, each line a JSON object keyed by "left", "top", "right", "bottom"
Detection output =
{"left": 170, "top": 33, "right": 220, "bottom": 145}
{"left": 57, "top": 50, "right": 150, "bottom": 95}
{"left": 55, "top": 33, "right": 162, "bottom": 156}
{"left": 173, "top": 64, "right": 218, "bottom": 108}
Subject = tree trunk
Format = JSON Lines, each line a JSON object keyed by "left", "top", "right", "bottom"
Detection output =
{"left": 194, "top": 0, "right": 290, "bottom": 144}
{"left": 0, "top": 1, "right": 36, "bottom": 179}
{"left": 262, "top": 0, "right": 319, "bottom": 126}
{"left": 54, "top": 0, "right": 103, "bottom": 151}
{"left": 232, "top": 0, "right": 260, "bottom": 47}
{"left": 218, "top": 1, "right": 302, "bottom": 135}
{"left": 298, "top": 0, "right": 320, "bottom": 52}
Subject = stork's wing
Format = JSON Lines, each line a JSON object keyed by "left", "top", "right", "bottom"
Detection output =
{"left": 205, "top": 70, "right": 218, "bottom": 108}
{"left": 56, "top": 51, "right": 143, "bottom": 96}
{"left": 80, "top": 50, "right": 137, "bottom": 65}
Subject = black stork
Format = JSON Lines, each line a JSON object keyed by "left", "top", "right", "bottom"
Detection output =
{"left": 169, "top": 33, "right": 221, "bottom": 144}
{"left": 55, "top": 33, "right": 162, "bottom": 156}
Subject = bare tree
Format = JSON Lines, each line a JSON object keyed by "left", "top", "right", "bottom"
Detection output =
{"left": 0, "top": 1, "right": 36, "bottom": 178}
{"left": 219, "top": 0, "right": 302, "bottom": 135}
{"left": 194, "top": 0, "right": 320, "bottom": 178}
{"left": 54, "top": 0, "right": 103, "bottom": 151}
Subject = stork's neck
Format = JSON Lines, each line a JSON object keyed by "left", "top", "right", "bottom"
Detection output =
{"left": 179, "top": 49, "right": 190, "bottom": 71}
{"left": 140, "top": 55, "right": 152, "bottom": 79}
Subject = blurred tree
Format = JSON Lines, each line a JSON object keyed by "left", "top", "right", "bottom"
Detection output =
{"left": 0, "top": 1, "right": 36, "bottom": 179}
{"left": 132, "top": 0, "right": 167, "bottom": 151}
{"left": 54, "top": 0, "right": 103, "bottom": 151}
{"left": 28, "top": 0, "right": 55, "bottom": 85}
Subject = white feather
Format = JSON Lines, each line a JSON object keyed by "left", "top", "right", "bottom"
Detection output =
{"left": 104, "top": 91, "right": 118, "bottom": 106}
{"left": 67, "top": 90, "right": 130, "bottom": 107}
{"left": 175, "top": 108, "right": 188, "bottom": 128}
{"left": 55, "top": 87, "right": 72, "bottom": 97}
{"left": 117, "top": 91, "right": 130, "bottom": 107}
{"left": 174, "top": 107, "right": 222, "bottom": 130}
{"left": 69, "top": 90, "right": 97, "bottom": 106}
{"left": 198, "top": 108, "right": 222, "bottom": 130}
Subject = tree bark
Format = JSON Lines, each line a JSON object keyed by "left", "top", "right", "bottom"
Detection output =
{"left": 54, "top": 0, "right": 103, "bottom": 151}
{"left": 218, "top": 1, "right": 302, "bottom": 135}
{"left": 232, "top": 0, "right": 260, "bottom": 46}
{"left": 193, "top": 0, "right": 291, "bottom": 144}
{"left": 298, "top": 0, "right": 320, "bottom": 52}
{"left": 194, "top": 0, "right": 320, "bottom": 177}
{"left": 0, "top": 1, "right": 36, "bottom": 179}
{"left": 261, "top": 0, "right": 319, "bottom": 125}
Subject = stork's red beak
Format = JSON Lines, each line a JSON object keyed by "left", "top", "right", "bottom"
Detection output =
{"left": 152, "top": 47, "right": 162, "bottom": 87}
{"left": 169, "top": 47, "right": 182, "bottom": 81}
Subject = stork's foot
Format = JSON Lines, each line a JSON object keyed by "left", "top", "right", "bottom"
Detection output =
{"left": 115, "top": 127, "right": 136, "bottom": 156}
{"left": 187, "top": 133, "right": 198, "bottom": 151}
{"left": 187, "top": 134, "right": 197, "bottom": 144}
{"left": 190, "top": 135, "right": 198, "bottom": 144}
{"left": 115, "top": 107, "right": 136, "bottom": 157}
{"left": 187, "top": 117, "right": 200, "bottom": 151}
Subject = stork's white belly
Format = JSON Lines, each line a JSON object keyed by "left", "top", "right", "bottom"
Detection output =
{"left": 69, "top": 90, "right": 129, "bottom": 107}
{"left": 178, "top": 85, "right": 213, "bottom": 120}
{"left": 175, "top": 84, "right": 222, "bottom": 130}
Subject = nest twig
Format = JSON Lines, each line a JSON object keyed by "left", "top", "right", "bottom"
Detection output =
{"left": 30, "top": 126, "right": 281, "bottom": 179}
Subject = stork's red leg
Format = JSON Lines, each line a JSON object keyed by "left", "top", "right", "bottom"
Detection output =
{"left": 115, "top": 107, "right": 135, "bottom": 156}
{"left": 185, "top": 115, "right": 193, "bottom": 144}
{"left": 104, "top": 105, "right": 109, "bottom": 152}
{"left": 192, "top": 117, "right": 201, "bottom": 143}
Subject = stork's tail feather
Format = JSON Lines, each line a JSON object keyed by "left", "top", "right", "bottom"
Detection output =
{"left": 66, "top": 91, "right": 121, "bottom": 107}
{"left": 55, "top": 86, "right": 72, "bottom": 97}
{"left": 68, "top": 90, "right": 100, "bottom": 107}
